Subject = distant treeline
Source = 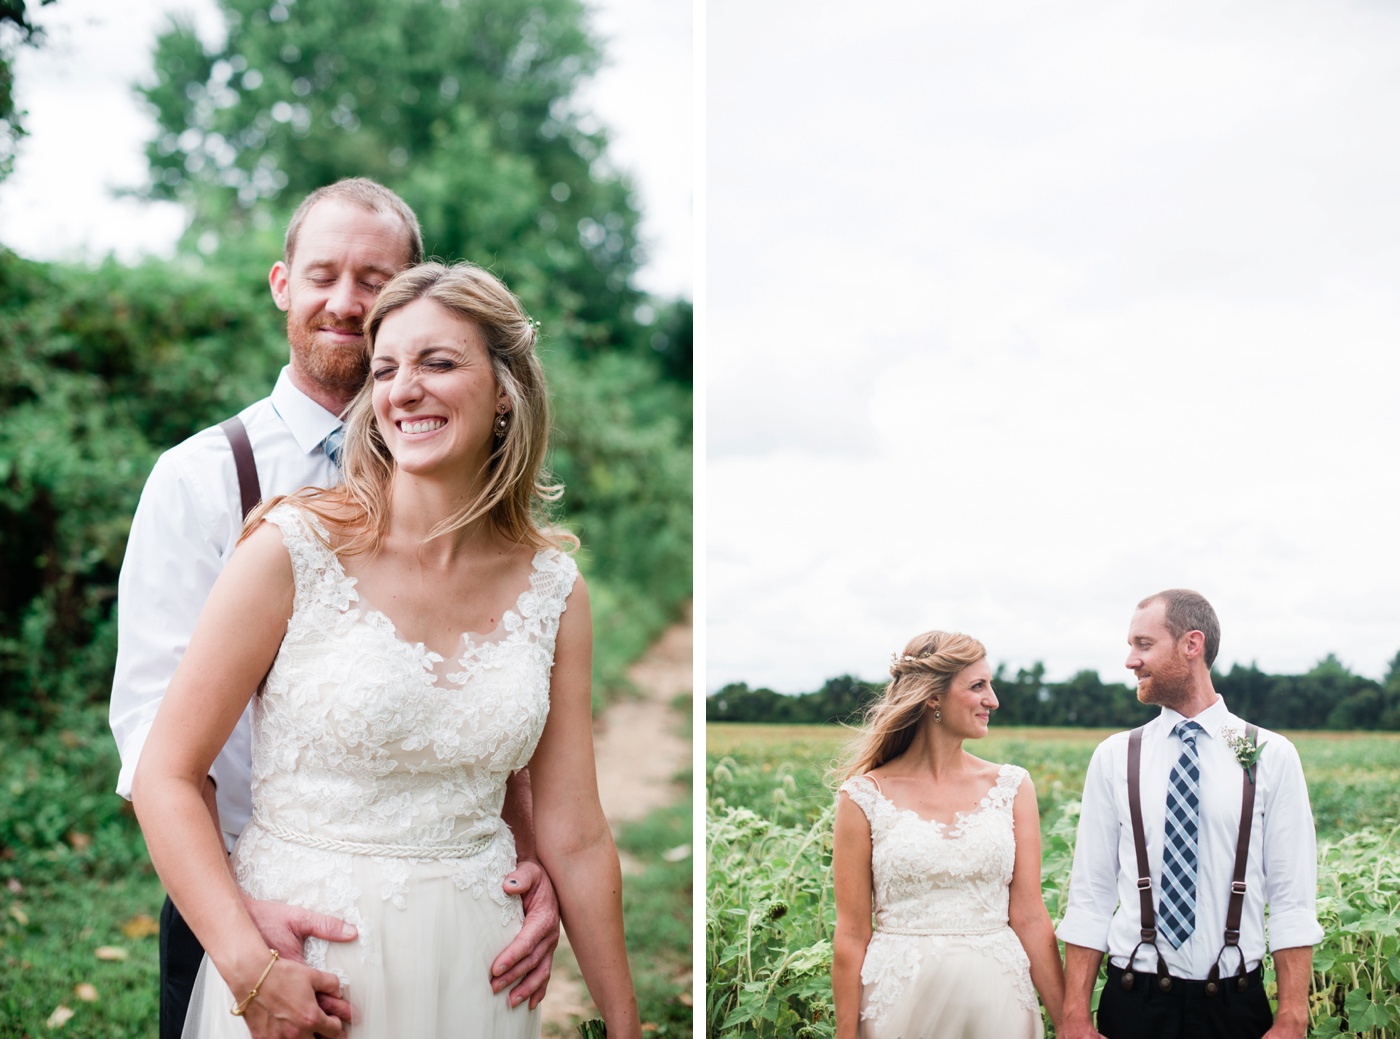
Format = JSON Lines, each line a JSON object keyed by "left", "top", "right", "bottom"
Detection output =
{"left": 706, "top": 652, "right": 1400, "bottom": 731}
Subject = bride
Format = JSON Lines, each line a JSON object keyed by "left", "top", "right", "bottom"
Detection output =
{"left": 134, "top": 262, "right": 640, "bottom": 1039}
{"left": 832, "top": 630, "right": 1065, "bottom": 1039}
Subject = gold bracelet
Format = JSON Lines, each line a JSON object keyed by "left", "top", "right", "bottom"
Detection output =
{"left": 230, "top": 948, "right": 280, "bottom": 1017}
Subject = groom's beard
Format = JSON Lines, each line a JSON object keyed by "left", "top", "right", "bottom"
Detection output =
{"left": 1134, "top": 653, "right": 1193, "bottom": 710}
{"left": 287, "top": 312, "right": 370, "bottom": 396}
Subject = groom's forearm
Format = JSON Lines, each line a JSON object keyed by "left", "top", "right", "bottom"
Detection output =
{"left": 1060, "top": 943, "right": 1105, "bottom": 1038}
{"left": 1268, "top": 945, "right": 1313, "bottom": 1038}
{"left": 502, "top": 767, "right": 537, "bottom": 862}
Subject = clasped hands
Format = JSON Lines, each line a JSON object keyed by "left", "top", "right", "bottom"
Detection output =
{"left": 233, "top": 860, "right": 559, "bottom": 1039}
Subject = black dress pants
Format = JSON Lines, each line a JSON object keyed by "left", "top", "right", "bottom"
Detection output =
{"left": 1098, "top": 964, "right": 1274, "bottom": 1039}
{"left": 159, "top": 895, "right": 206, "bottom": 1039}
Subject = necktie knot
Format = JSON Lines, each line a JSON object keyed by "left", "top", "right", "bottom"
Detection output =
{"left": 1175, "top": 720, "right": 1202, "bottom": 746}
{"left": 323, "top": 427, "right": 346, "bottom": 471}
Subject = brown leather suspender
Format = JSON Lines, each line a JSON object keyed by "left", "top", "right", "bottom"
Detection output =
{"left": 1124, "top": 726, "right": 1170, "bottom": 990}
{"left": 1213, "top": 728, "right": 1257, "bottom": 991}
{"left": 219, "top": 417, "right": 262, "bottom": 522}
{"left": 1123, "top": 722, "right": 1258, "bottom": 995}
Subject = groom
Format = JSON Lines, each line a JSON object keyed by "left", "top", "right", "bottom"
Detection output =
{"left": 110, "top": 178, "right": 559, "bottom": 1039}
{"left": 1056, "top": 590, "right": 1323, "bottom": 1039}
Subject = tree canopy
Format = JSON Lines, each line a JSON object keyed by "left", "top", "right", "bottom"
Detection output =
{"left": 707, "top": 653, "right": 1400, "bottom": 731}
{"left": 134, "top": 0, "right": 686, "bottom": 375}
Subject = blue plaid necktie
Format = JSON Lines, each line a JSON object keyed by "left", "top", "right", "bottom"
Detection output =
{"left": 323, "top": 426, "right": 346, "bottom": 472}
{"left": 1159, "top": 720, "right": 1203, "bottom": 948}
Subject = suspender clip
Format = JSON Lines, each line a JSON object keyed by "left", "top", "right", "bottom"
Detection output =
{"left": 1136, "top": 876, "right": 1152, "bottom": 891}
{"left": 1231, "top": 880, "right": 1247, "bottom": 895}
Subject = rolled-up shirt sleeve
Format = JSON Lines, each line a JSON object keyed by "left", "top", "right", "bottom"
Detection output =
{"left": 1261, "top": 737, "right": 1324, "bottom": 951}
{"left": 1056, "top": 738, "right": 1123, "bottom": 951}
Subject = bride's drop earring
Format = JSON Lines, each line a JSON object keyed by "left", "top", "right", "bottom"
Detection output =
{"left": 933, "top": 700, "right": 942, "bottom": 723}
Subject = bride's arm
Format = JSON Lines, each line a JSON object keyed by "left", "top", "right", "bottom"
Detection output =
{"left": 132, "top": 522, "right": 345, "bottom": 1039}
{"left": 832, "top": 791, "right": 873, "bottom": 1039}
{"left": 1007, "top": 772, "right": 1066, "bottom": 1034}
{"left": 528, "top": 574, "right": 642, "bottom": 1039}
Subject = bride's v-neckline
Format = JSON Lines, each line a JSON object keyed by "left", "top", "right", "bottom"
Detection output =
{"left": 865, "top": 764, "right": 1012, "bottom": 836}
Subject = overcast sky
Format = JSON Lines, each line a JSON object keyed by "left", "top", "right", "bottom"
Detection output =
{"left": 708, "top": 0, "right": 1400, "bottom": 695}
{"left": 0, "top": 0, "right": 691, "bottom": 298}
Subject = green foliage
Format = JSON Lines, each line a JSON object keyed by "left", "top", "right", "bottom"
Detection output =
{"left": 1308, "top": 827, "right": 1400, "bottom": 1038}
{"left": 706, "top": 726, "right": 1400, "bottom": 1039}
{"left": 549, "top": 348, "right": 692, "bottom": 698}
{"left": 706, "top": 803, "right": 836, "bottom": 1037}
{"left": 0, "top": 248, "right": 284, "bottom": 712}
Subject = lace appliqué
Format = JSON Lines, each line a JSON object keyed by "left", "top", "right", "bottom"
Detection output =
{"left": 841, "top": 764, "right": 1038, "bottom": 1020}
{"left": 237, "top": 503, "right": 576, "bottom": 959}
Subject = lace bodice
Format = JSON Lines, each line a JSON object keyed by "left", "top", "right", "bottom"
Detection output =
{"left": 842, "top": 764, "right": 1024, "bottom": 934}
{"left": 841, "top": 763, "right": 1038, "bottom": 1019}
{"left": 231, "top": 502, "right": 576, "bottom": 940}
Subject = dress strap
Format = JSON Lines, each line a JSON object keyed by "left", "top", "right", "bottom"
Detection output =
{"left": 986, "top": 763, "right": 1025, "bottom": 809}
{"left": 839, "top": 774, "right": 884, "bottom": 822}
{"left": 524, "top": 548, "right": 580, "bottom": 642}
{"left": 261, "top": 502, "right": 358, "bottom": 617}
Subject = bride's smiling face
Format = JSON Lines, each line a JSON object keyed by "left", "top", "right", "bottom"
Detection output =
{"left": 370, "top": 297, "right": 505, "bottom": 478}
{"left": 934, "top": 658, "right": 998, "bottom": 737}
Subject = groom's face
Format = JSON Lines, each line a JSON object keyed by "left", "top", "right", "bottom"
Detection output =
{"left": 1125, "top": 602, "right": 1192, "bottom": 709}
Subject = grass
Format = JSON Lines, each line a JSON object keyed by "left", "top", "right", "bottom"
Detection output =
{"left": 1, "top": 700, "right": 166, "bottom": 1037}
{"left": 619, "top": 793, "right": 695, "bottom": 1036}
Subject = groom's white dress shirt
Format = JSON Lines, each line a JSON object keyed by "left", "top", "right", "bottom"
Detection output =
{"left": 1056, "top": 697, "right": 1324, "bottom": 979}
{"left": 110, "top": 368, "right": 340, "bottom": 847}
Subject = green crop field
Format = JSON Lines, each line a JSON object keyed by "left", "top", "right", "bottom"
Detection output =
{"left": 706, "top": 723, "right": 1400, "bottom": 1038}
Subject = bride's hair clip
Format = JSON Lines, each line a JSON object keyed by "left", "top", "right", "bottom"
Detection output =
{"left": 889, "top": 650, "right": 935, "bottom": 676}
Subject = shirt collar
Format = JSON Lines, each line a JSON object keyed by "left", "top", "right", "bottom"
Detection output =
{"left": 269, "top": 366, "right": 343, "bottom": 454}
{"left": 1156, "top": 695, "right": 1232, "bottom": 740}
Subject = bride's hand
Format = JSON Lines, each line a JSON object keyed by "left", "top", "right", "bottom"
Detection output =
{"left": 243, "top": 896, "right": 358, "bottom": 1024}
{"left": 232, "top": 953, "right": 347, "bottom": 1039}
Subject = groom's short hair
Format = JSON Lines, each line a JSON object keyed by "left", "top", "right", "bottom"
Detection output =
{"left": 283, "top": 177, "right": 424, "bottom": 266}
{"left": 1138, "top": 589, "right": 1220, "bottom": 669}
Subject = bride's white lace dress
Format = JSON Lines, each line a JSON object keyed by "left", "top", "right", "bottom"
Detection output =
{"left": 840, "top": 764, "right": 1043, "bottom": 1039}
{"left": 181, "top": 502, "right": 576, "bottom": 1038}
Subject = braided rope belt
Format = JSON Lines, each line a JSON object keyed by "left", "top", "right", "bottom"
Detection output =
{"left": 878, "top": 923, "right": 1009, "bottom": 937}
{"left": 254, "top": 817, "right": 494, "bottom": 860}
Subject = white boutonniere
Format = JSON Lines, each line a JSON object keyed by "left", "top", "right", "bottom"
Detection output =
{"left": 1221, "top": 726, "right": 1267, "bottom": 784}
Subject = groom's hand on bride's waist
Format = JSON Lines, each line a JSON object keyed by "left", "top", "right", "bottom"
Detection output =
{"left": 244, "top": 896, "right": 358, "bottom": 1023}
{"left": 492, "top": 860, "right": 560, "bottom": 1009}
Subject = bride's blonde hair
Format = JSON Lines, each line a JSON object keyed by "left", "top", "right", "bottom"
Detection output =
{"left": 839, "top": 631, "right": 987, "bottom": 780}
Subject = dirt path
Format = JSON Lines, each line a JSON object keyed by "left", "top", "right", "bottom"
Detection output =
{"left": 540, "top": 605, "right": 693, "bottom": 1036}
